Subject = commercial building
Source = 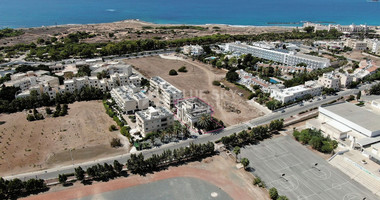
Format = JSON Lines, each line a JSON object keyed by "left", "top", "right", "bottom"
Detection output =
{"left": 135, "top": 106, "right": 174, "bottom": 136}
{"left": 150, "top": 76, "right": 183, "bottom": 109}
{"left": 317, "top": 72, "right": 340, "bottom": 90}
{"left": 176, "top": 97, "right": 213, "bottom": 129}
{"left": 110, "top": 85, "right": 149, "bottom": 114}
{"left": 226, "top": 42, "right": 330, "bottom": 69}
{"left": 270, "top": 81, "right": 323, "bottom": 103}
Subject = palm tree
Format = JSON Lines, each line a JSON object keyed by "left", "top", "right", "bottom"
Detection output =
{"left": 173, "top": 121, "right": 182, "bottom": 138}
{"left": 197, "top": 114, "right": 211, "bottom": 130}
{"left": 233, "top": 146, "right": 241, "bottom": 162}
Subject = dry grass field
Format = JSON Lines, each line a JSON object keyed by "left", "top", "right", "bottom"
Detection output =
{"left": 0, "top": 101, "right": 128, "bottom": 176}
{"left": 126, "top": 55, "right": 264, "bottom": 126}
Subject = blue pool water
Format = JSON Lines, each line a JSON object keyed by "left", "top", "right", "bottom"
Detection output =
{"left": 270, "top": 78, "right": 279, "bottom": 84}
{"left": 0, "top": 0, "right": 380, "bottom": 28}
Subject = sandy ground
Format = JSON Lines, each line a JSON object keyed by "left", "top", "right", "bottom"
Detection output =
{"left": 0, "top": 20, "right": 292, "bottom": 47}
{"left": 0, "top": 101, "right": 128, "bottom": 177}
{"left": 23, "top": 153, "right": 269, "bottom": 200}
{"left": 342, "top": 50, "right": 380, "bottom": 63}
{"left": 126, "top": 56, "right": 264, "bottom": 126}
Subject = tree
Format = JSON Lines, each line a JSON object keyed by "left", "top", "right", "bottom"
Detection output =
{"left": 269, "top": 187, "right": 279, "bottom": 200}
{"left": 58, "top": 174, "right": 67, "bottom": 185}
{"left": 370, "top": 83, "right": 380, "bottom": 95}
{"left": 169, "top": 69, "right": 178, "bottom": 76}
{"left": 309, "top": 136, "right": 323, "bottom": 151}
{"left": 356, "top": 91, "right": 361, "bottom": 100}
{"left": 113, "top": 160, "right": 123, "bottom": 174}
{"left": 110, "top": 138, "right": 122, "bottom": 148}
{"left": 241, "top": 158, "right": 250, "bottom": 169}
{"left": 304, "top": 26, "right": 315, "bottom": 33}
{"left": 178, "top": 66, "right": 187, "bottom": 72}
{"left": 269, "top": 119, "right": 284, "bottom": 132}
{"left": 197, "top": 114, "right": 211, "bottom": 130}
{"left": 7, "top": 178, "right": 24, "bottom": 197}
{"left": 233, "top": 146, "right": 241, "bottom": 162}
{"left": 226, "top": 70, "right": 239, "bottom": 82}
{"left": 75, "top": 166, "right": 85, "bottom": 181}
{"left": 277, "top": 196, "right": 289, "bottom": 200}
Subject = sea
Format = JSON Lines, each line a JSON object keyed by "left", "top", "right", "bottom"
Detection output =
{"left": 0, "top": 0, "right": 380, "bottom": 28}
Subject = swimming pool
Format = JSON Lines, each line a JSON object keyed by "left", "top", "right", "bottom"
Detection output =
{"left": 270, "top": 78, "right": 279, "bottom": 84}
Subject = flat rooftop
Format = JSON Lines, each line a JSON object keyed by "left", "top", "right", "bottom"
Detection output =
{"left": 320, "top": 102, "right": 380, "bottom": 132}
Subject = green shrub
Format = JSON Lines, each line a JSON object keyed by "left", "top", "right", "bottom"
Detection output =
{"left": 212, "top": 80, "right": 221, "bottom": 86}
{"left": 178, "top": 66, "right": 188, "bottom": 72}
{"left": 169, "top": 69, "right": 178, "bottom": 76}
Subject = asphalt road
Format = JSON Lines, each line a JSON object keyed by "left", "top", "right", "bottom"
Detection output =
{"left": 3, "top": 84, "right": 367, "bottom": 181}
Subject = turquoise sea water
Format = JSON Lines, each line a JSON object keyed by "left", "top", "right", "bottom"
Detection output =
{"left": 0, "top": 0, "right": 380, "bottom": 28}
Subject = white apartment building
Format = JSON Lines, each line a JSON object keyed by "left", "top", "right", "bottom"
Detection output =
{"left": 176, "top": 97, "right": 213, "bottom": 129}
{"left": 111, "top": 85, "right": 149, "bottom": 113}
{"left": 150, "top": 76, "right": 183, "bottom": 109}
{"left": 5, "top": 75, "right": 59, "bottom": 91}
{"left": 90, "top": 63, "right": 132, "bottom": 76}
{"left": 270, "top": 81, "right": 323, "bottom": 103}
{"left": 135, "top": 106, "right": 174, "bottom": 136}
{"left": 345, "top": 39, "right": 367, "bottom": 51}
{"left": 366, "top": 38, "right": 380, "bottom": 55}
{"left": 110, "top": 85, "right": 149, "bottom": 114}
{"left": 226, "top": 42, "right": 330, "bottom": 69}
{"left": 236, "top": 69, "right": 271, "bottom": 92}
{"left": 318, "top": 72, "right": 340, "bottom": 90}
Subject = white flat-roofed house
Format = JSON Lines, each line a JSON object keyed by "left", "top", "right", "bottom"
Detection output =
{"left": 150, "top": 76, "right": 183, "bottom": 109}
{"left": 90, "top": 63, "right": 132, "bottom": 76}
{"left": 270, "top": 81, "right": 323, "bottom": 103}
{"left": 183, "top": 45, "right": 204, "bottom": 56}
{"left": 176, "top": 97, "right": 213, "bottom": 129}
{"left": 353, "top": 60, "right": 379, "bottom": 81}
{"left": 345, "top": 39, "right": 367, "bottom": 51}
{"left": 135, "top": 106, "right": 174, "bottom": 136}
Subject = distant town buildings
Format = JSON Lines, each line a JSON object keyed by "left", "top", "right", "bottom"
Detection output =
{"left": 270, "top": 81, "right": 323, "bottom": 103}
{"left": 226, "top": 42, "right": 330, "bottom": 69}
{"left": 150, "top": 76, "right": 183, "bottom": 109}
{"left": 176, "top": 97, "right": 213, "bottom": 129}
{"left": 12, "top": 63, "right": 141, "bottom": 99}
{"left": 303, "top": 22, "right": 369, "bottom": 34}
{"left": 135, "top": 106, "right": 174, "bottom": 136}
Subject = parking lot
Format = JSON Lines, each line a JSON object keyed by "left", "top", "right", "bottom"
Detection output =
{"left": 240, "top": 136, "right": 379, "bottom": 200}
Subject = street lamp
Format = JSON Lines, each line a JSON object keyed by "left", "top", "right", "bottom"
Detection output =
{"left": 280, "top": 173, "right": 288, "bottom": 182}
{"left": 312, "top": 163, "right": 320, "bottom": 171}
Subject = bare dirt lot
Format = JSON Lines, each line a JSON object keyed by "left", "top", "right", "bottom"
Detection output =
{"left": 0, "top": 20, "right": 292, "bottom": 47}
{"left": 0, "top": 101, "right": 128, "bottom": 176}
{"left": 24, "top": 153, "right": 269, "bottom": 200}
{"left": 126, "top": 56, "right": 264, "bottom": 126}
